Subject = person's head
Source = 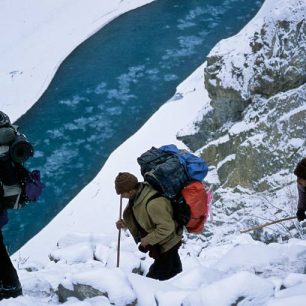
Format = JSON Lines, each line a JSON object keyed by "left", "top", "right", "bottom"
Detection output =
{"left": 294, "top": 158, "right": 306, "bottom": 187}
{"left": 115, "top": 172, "right": 139, "bottom": 199}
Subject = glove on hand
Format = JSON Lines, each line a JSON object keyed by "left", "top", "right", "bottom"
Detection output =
{"left": 138, "top": 244, "right": 149, "bottom": 253}
{"left": 296, "top": 209, "right": 306, "bottom": 222}
{"left": 115, "top": 219, "right": 126, "bottom": 230}
{"left": 148, "top": 244, "right": 161, "bottom": 259}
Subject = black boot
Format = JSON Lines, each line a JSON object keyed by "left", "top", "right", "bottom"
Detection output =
{"left": 0, "top": 280, "right": 22, "bottom": 300}
{"left": 0, "top": 230, "right": 23, "bottom": 300}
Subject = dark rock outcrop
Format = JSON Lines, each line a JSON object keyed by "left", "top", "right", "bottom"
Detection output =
{"left": 179, "top": 0, "right": 306, "bottom": 194}
{"left": 179, "top": 0, "right": 306, "bottom": 154}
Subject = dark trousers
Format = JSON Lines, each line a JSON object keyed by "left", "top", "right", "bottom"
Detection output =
{"left": 0, "top": 230, "right": 21, "bottom": 294}
{"left": 146, "top": 245, "right": 182, "bottom": 281}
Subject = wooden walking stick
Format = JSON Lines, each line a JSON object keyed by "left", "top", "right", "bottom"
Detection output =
{"left": 116, "top": 195, "right": 123, "bottom": 268}
{"left": 240, "top": 216, "right": 296, "bottom": 233}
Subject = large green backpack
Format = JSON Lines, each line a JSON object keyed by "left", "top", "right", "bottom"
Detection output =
{"left": 0, "top": 111, "right": 34, "bottom": 209}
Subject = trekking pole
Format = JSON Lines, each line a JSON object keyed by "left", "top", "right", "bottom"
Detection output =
{"left": 116, "top": 195, "right": 123, "bottom": 268}
{"left": 240, "top": 216, "right": 296, "bottom": 233}
{"left": 207, "top": 184, "right": 214, "bottom": 222}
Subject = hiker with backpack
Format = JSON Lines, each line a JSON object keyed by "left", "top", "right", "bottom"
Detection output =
{"left": 294, "top": 157, "right": 306, "bottom": 222}
{"left": 115, "top": 172, "right": 183, "bottom": 281}
{"left": 0, "top": 111, "right": 23, "bottom": 300}
{"left": 0, "top": 111, "right": 44, "bottom": 301}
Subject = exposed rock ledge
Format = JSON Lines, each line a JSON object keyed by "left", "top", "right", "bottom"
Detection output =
{"left": 179, "top": 0, "right": 305, "bottom": 152}
{"left": 179, "top": 0, "right": 306, "bottom": 194}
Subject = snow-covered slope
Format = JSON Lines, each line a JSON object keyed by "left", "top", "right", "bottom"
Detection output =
{"left": 178, "top": 0, "right": 306, "bottom": 244}
{"left": 0, "top": 0, "right": 154, "bottom": 122}
{"left": 15, "top": 63, "right": 209, "bottom": 264}
{"left": 10, "top": 233, "right": 306, "bottom": 306}
{"left": 1, "top": 0, "right": 305, "bottom": 305}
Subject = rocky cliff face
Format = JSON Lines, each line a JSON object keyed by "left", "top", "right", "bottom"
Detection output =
{"left": 204, "top": 84, "right": 305, "bottom": 191}
{"left": 179, "top": 0, "right": 305, "bottom": 187}
{"left": 178, "top": 0, "right": 306, "bottom": 240}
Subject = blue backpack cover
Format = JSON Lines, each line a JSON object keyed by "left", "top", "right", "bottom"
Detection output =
{"left": 137, "top": 144, "right": 208, "bottom": 199}
{"left": 159, "top": 144, "right": 208, "bottom": 182}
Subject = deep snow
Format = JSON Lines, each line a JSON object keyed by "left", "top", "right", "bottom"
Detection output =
{"left": 0, "top": 0, "right": 305, "bottom": 305}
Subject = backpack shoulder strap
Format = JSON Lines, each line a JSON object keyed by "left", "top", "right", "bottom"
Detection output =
{"left": 146, "top": 192, "right": 163, "bottom": 206}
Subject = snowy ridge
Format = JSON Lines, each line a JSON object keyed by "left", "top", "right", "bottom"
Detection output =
{"left": 1, "top": 0, "right": 306, "bottom": 305}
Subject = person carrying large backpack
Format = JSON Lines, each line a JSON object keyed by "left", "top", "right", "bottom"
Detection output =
{"left": 0, "top": 111, "right": 24, "bottom": 300}
{"left": 294, "top": 157, "right": 306, "bottom": 222}
{"left": 0, "top": 110, "right": 43, "bottom": 301}
{"left": 115, "top": 172, "right": 183, "bottom": 281}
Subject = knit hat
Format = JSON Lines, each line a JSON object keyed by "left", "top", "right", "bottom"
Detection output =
{"left": 115, "top": 172, "right": 138, "bottom": 195}
{"left": 294, "top": 158, "right": 306, "bottom": 179}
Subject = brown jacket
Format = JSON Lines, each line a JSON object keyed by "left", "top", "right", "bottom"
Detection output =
{"left": 123, "top": 183, "right": 181, "bottom": 253}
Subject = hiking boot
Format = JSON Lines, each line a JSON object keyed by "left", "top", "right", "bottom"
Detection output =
{"left": 0, "top": 283, "right": 22, "bottom": 300}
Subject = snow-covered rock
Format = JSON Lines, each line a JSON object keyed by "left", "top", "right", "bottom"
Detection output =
{"left": 178, "top": 0, "right": 306, "bottom": 243}
{"left": 5, "top": 234, "right": 306, "bottom": 305}
{"left": 180, "top": 0, "right": 305, "bottom": 148}
{"left": 204, "top": 0, "right": 305, "bottom": 125}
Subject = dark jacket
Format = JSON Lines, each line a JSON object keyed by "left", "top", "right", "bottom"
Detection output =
{"left": 123, "top": 183, "right": 181, "bottom": 253}
{"left": 0, "top": 210, "right": 8, "bottom": 229}
{"left": 297, "top": 183, "right": 306, "bottom": 211}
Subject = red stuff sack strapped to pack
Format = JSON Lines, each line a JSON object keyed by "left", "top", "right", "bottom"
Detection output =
{"left": 181, "top": 181, "right": 210, "bottom": 233}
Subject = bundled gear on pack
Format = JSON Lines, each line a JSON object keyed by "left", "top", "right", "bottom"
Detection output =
{"left": 0, "top": 111, "right": 44, "bottom": 210}
{"left": 137, "top": 144, "right": 211, "bottom": 234}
